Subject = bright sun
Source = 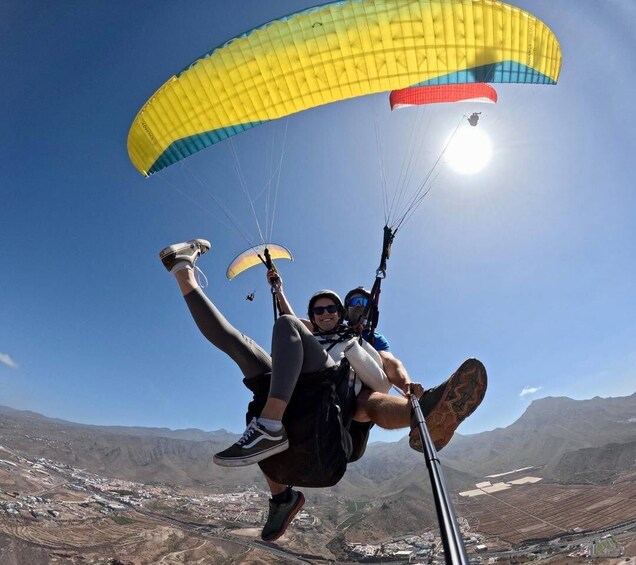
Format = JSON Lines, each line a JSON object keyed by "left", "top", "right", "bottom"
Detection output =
{"left": 445, "top": 127, "right": 493, "bottom": 175}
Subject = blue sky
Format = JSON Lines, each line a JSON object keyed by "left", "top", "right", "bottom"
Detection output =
{"left": 2, "top": 1, "right": 635, "bottom": 444}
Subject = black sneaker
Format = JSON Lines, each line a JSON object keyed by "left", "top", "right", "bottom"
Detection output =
{"left": 159, "top": 239, "right": 210, "bottom": 272}
{"left": 261, "top": 489, "right": 305, "bottom": 542}
{"left": 213, "top": 418, "right": 289, "bottom": 467}
{"left": 410, "top": 358, "right": 487, "bottom": 452}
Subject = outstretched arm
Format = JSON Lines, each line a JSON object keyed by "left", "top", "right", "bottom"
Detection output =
{"left": 267, "top": 269, "right": 313, "bottom": 331}
{"left": 268, "top": 269, "right": 295, "bottom": 316}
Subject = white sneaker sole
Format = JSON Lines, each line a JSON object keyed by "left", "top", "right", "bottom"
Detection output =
{"left": 159, "top": 239, "right": 210, "bottom": 259}
{"left": 213, "top": 440, "right": 290, "bottom": 468}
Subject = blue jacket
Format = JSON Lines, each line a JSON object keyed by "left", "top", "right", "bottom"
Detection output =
{"left": 362, "top": 330, "right": 390, "bottom": 352}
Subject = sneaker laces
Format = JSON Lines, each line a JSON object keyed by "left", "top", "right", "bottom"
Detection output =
{"left": 237, "top": 418, "right": 260, "bottom": 446}
{"left": 194, "top": 265, "right": 208, "bottom": 289}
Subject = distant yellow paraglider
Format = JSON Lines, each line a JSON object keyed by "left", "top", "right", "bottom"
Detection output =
{"left": 226, "top": 244, "right": 293, "bottom": 280}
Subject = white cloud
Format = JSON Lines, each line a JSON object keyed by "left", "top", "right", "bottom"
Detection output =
{"left": 0, "top": 353, "right": 18, "bottom": 369}
{"left": 519, "top": 386, "right": 541, "bottom": 397}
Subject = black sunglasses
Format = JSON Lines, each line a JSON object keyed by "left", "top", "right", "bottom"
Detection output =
{"left": 312, "top": 305, "right": 339, "bottom": 315}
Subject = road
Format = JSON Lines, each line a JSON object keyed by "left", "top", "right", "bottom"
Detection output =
{"left": 136, "top": 507, "right": 331, "bottom": 564}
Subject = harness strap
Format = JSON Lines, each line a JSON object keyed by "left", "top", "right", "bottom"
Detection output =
{"left": 377, "top": 224, "right": 396, "bottom": 278}
{"left": 361, "top": 225, "right": 396, "bottom": 344}
{"left": 315, "top": 328, "right": 355, "bottom": 352}
{"left": 258, "top": 247, "right": 283, "bottom": 321}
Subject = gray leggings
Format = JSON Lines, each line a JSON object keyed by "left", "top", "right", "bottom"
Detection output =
{"left": 184, "top": 288, "right": 335, "bottom": 402}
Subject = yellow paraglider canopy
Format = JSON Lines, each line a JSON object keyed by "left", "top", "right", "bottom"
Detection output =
{"left": 128, "top": 0, "right": 562, "bottom": 176}
{"left": 226, "top": 244, "right": 293, "bottom": 280}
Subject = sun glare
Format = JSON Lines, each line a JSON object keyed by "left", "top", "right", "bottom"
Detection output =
{"left": 445, "top": 127, "right": 493, "bottom": 175}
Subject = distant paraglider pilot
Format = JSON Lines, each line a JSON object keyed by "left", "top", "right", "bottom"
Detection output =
{"left": 246, "top": 291, "right": 255, "bottom": 302}
{"left": 467, "top": 111, "right": 481, "bottom": 126}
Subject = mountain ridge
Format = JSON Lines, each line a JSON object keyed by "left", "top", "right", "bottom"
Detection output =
{"left": 2, "top": 390, "right": 635, "bottom": 491}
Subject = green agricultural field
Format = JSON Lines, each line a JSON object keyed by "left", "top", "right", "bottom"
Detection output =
{"left": 594, "top": 536, "right": 619, "bottom": 556}
{"left": 338, "top": 500, "right": 371, "bottom": 531}
{"left": 346, "top": 500, "right": 369, "bottom": 513}
{"left": 111, "top": 515, "right": 135, "bottom": 526}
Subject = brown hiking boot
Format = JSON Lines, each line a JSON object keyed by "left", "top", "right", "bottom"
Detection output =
{"left": 410, "top": 358, "right": 487, "bottom": 452}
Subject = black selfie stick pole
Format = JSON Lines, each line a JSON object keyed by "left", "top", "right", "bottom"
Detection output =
{"left": 411, "top": 396, "right": 469, "bottom": 564}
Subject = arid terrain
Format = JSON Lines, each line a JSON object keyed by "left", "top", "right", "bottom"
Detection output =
{"left": 1, "top": 393, "right": 635, "bottom": 563}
